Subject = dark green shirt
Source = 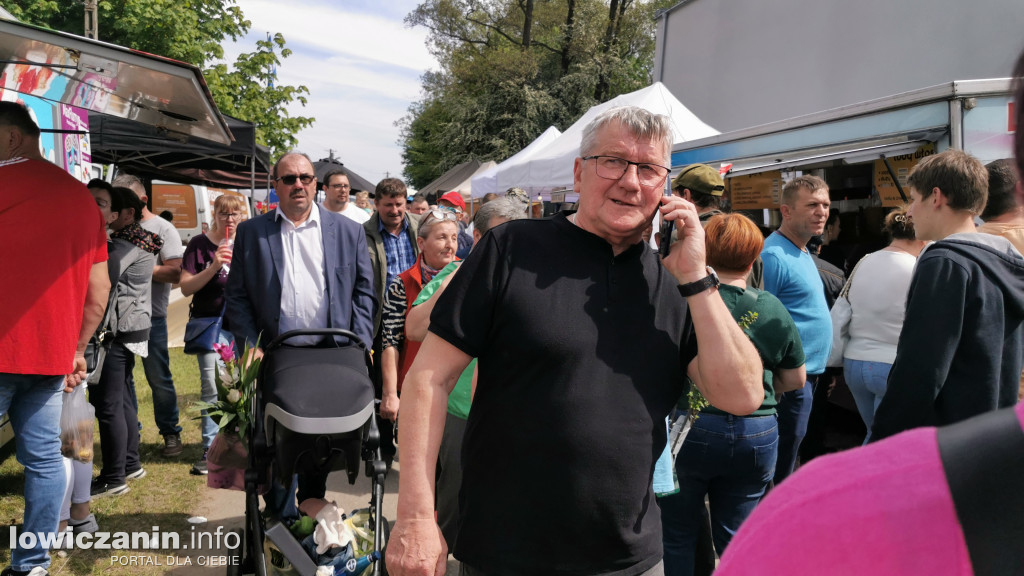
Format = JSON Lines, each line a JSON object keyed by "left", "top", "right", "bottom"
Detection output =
{"left": 704, "top": 284, "right": 805, "bottom": 416}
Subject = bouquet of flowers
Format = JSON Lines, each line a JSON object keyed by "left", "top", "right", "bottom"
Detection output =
{"left": 197, "top": 340, "right": 261, "bottom": 441}
{"left": 198, "top": 340, "right": 264, "bottom": 491}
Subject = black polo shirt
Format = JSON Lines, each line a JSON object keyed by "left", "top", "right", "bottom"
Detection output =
{"left": 430, "top": 212, "right": 697, "bottom": 575}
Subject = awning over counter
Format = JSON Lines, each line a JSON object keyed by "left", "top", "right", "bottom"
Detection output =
{"left": 671, "top": 100, "right": 950, "bottom": 174}
{"left": 0, "top": 19, "right": 232, "bottom": 145}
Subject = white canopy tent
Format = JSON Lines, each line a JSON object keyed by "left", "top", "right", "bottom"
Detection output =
{"left": 490, "top": 82, "right": 719, "bottom": 197}
{"left": 470, "top": 126, "right": 562, "bottom": 198}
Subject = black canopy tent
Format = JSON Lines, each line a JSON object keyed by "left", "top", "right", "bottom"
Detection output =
{"left": 89, "top": 112, "right": 271, "bottom": 189}
{"left": 313, "top": 157, "right": 376, "bottom": 193}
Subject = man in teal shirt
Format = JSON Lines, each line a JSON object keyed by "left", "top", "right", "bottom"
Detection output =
{"left": 761, "top": 175, "right": 833, "bottom": 484}
{"left": 403, "top": 198, "right": 525, "bottom": 547}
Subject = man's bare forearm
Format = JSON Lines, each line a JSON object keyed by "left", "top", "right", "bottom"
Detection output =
{"left": 687, "top": 289, "right": 763, "bottom": 414}
{"left": 153, "top": 258, "right": 182, "bottom": 283}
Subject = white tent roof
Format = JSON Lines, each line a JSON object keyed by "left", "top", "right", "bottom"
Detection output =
{"left": 470, "top": 126, "right": 562, "bottom": 198}
{"left": 492, "top": 82, "right": 719, "bottom": 195}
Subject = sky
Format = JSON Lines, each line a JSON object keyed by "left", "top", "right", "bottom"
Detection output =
{"left": 222, "top": 0, "right": 438, "bottom": 186}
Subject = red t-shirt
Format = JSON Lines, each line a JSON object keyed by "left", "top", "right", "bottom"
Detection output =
{"left": 0, "top": 157, "right": 108, "bottom": 376}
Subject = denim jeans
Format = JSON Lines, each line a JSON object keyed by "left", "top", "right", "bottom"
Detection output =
{"left": 844, "top": 359, "right": 891, "bottom": 443}
{"left": 197, "top": 329, "right": 234, "bottom": 450}
{"left": 140, "top": 316, "right": 181, "bottom": 436}
{"left": 662, "top": 413, "right": 777, "bottom": 576}
{"left": 0, "top": 373, "right": 66, "bottom": 571}
{"left": 773, "top": 378, "right": 815, "bottom": 485}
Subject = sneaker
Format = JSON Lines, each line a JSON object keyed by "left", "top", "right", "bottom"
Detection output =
{"left": 190, "top": 450, "right": 208, "bottom": 476}
{"left": 162, "top": 434, "right": 183, "bottom": 457}
{"left": 1, "top": 567, "right": 49, "bottom": 576}
{"left": 90, "top": 480, "right": 129, "bottom": 498}
{"left": 68, "top": 514, "right": 99, "bottom": 534}
{"left": 126, "top": 467, "right": 146, "bottom": 480}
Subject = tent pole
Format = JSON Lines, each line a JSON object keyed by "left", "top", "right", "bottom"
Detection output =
{"left": 250, "top": 134, "right": 257, "bottom": 215}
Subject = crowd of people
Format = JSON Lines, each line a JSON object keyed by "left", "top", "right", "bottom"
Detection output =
{"left": 2, "top": 47, "right": 1024, "bottom": 576}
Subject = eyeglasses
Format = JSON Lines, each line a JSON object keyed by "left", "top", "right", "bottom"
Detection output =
{"left": 217, "top": 212, "right": 242, "bottom": 220}
{"left": 425, "top": 209, "right": 459, "bottom": 222}
{"left": 437, "top": 204, "right": 464, "bottom": 215}
{"left": 275, "top": 174, "right": 315, "bottom": 185}
{"left": 326, "top": 184, "right": 350, "bottom": 190}
{"left": 95, "top": 200, "right": 110, "bottom": 208}
{"left": 583, "top": 155, "right": 670, "bottom": 187}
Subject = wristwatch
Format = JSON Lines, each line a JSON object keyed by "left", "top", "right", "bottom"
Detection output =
{"left": 678, "top": 266, "right": 720, "bottom": 297}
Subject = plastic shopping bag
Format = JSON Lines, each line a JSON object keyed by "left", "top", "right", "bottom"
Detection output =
{"left": 60, "top": 384, "right": 95, "bottom": 463}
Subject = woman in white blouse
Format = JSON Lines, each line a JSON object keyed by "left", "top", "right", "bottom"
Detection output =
{"left": 844, "top": 206, "right": 926, "bottom": 442}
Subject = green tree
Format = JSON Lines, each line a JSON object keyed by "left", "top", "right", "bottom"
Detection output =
{"left": 398, "top": 0, "right": 672, "bottom": 187}
{"left": 1, "top": 0, "right": 312, "bottom": 157}
{"left": 205, "top": 33, "right": 313, "bottom": 158}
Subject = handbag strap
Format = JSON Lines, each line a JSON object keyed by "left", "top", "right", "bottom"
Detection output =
{"left": 838, "top": 257, "right": 865, "bottom": 300}
{"left": 937, "top": 407, "right": 1024, "bottom": 574}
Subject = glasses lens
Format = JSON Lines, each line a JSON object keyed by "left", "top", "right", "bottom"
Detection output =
{"left": 218, "top": 212, "right": 241, "bottom": 219}
{"left": 428, "top": 209, "right": 457, "bottom": 222}
{"left": 278, "top": 174, "right": 314, "bottom": 185}
{"left": 591, "top": 156, "right": 667, "bottom": 186}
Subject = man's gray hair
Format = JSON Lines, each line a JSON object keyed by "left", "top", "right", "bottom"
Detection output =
{"left": 272, "top": 151, "right": 315, "bottom": 179}
{"left": 579, "top": 106, "right": 673, "bottom": 163}
{"left": 112, "top": 173, "right": 144, "bottom": 191}
{"left": 473, "top": 198, "right": 526, "bottom": 236}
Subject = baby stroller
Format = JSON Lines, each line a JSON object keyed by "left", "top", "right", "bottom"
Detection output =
{"left": 228, "top": 329, "right": 389, "bottom": 576}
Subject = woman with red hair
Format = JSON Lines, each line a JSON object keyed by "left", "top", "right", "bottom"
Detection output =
{"left": 662, "top": 213, "right": 806, "bottom": 575}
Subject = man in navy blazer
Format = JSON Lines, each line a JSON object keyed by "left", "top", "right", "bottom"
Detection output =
{"left": 226, "top": 152, "right": 376, "bottom": 353}
{"left": 225, "top": 151, "right": 377, "bottom": 517}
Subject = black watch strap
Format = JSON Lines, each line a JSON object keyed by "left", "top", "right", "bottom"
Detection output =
{"left": 678, "top": 266, "right": 720, "bottom": 297}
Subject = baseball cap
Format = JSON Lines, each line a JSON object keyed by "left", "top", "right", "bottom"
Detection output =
{"left": 672, "top": 164, "right": 725, "bottom": 197}
{"left": 439, "top": 191, "right": 466, "bottom": 211}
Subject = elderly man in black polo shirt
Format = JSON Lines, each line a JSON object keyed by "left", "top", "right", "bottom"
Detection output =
{"left": 387, "top": 106, "right": 763, "bottom": 576}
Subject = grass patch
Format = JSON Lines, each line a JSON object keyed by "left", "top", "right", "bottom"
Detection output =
{"left": 0, "top": 347, "right": 220, "bottom": 575}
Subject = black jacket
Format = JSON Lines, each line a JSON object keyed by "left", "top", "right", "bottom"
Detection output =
{"left": 871, "top": 234, "right": 1024, "bottom": 441}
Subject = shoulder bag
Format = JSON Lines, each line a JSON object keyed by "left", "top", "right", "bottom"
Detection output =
{"left": 184, "top": 303, "right": 224, "bottom": 355}
{"left": 827, "top": 259, "right": 865, "bottom": 368}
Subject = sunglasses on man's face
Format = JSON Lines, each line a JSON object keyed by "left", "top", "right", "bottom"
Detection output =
{"left": 275, "top": 174, "right": 315, "bottom": 185}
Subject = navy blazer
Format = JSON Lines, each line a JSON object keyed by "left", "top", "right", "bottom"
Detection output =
{"left": 225, "top": 205, "right": 377, "bottom": 350}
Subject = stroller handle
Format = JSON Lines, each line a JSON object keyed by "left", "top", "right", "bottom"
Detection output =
{"left": 264, "top": 328, "right": 367, "bottom": 352}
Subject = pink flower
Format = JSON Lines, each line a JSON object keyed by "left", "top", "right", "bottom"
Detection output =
{"left": 213, "top": 342, "right": 235, "bottom": 364}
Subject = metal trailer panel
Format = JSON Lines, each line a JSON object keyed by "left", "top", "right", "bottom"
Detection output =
{"left": 654, "top": 0, "right": 1024, "bottom": 133}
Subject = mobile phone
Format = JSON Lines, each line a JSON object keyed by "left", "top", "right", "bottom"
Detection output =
{"left": 659, "top": 185, "right": 674, "bottom": 259}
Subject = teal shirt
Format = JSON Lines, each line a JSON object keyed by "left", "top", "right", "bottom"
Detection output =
{"left": 413, "top": 261, "right": 474, "bottom": 420}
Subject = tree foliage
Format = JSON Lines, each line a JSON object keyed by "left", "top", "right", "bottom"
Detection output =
{"left": 398, "top": 0, "right": 673, "bottom": 188}
{"left": 1, "top": 0, "right": 312, "bottom": 157}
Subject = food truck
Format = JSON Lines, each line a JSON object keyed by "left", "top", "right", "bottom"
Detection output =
{"left": 668, "top": 79, "right": 1016, "bottom": 245}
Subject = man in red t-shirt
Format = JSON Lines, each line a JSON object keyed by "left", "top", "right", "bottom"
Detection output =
{"left": 0, "top": 101, "right": 109, "bottom": 576}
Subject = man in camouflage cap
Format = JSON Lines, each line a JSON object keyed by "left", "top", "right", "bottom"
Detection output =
{"left": 672, "top": 163, "right": 725, "bottom": 223}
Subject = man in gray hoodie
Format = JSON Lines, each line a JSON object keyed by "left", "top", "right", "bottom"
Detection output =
{"left": 871, "top": 149, "right": 1024, "bottom": 441}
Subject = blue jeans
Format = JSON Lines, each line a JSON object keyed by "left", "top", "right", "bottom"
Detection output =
{"left": 844, "top": 359, "right": 891, "bottom": 443}
{"left": 0, "top": 373, "right": 66, "bottom": 571}
{"left": 773, "top": 378, "right": 815, "bottom": 485}
{"left": 662, "top": 413, "right": 777, "bottom": 576}
{"left": 197, "top": 330, "right": 234, "bottom": 450}
{"left": 140, "top": 316, "right": 181, "bottom": 437}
